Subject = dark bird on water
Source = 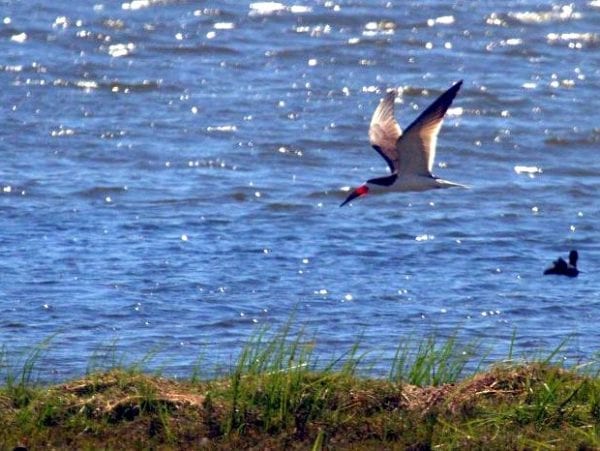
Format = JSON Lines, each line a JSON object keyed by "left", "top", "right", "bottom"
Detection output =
{"left": 544, "top": 250, "right": 579, "bottom": 277}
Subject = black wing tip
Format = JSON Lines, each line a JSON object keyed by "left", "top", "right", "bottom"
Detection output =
{"left": 447, "top": 79, "right": 463, "bottom": 96}
{"left": 431, "top": 79, "right": 463, "bottom": 110}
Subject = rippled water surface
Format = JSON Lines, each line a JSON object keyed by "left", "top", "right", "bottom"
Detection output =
{"left": 2, "top": 1, "right": 599, "bottom": 380}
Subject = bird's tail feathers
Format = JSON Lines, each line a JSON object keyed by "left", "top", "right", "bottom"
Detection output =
{"left": 436, "top": 179, "right": 470, "bottom": 189}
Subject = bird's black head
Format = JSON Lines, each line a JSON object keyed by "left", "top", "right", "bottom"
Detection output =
{"left": 569, "top": 250, "right": 578, "bottom": 267}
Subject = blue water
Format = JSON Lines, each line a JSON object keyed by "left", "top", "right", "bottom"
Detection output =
{"left": 1, "top": 1, "right": 599, "bottom": 380}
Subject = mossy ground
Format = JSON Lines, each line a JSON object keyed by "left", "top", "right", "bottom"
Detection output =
{"left": 1, "top": 363, "right": 600, "bottom": 450}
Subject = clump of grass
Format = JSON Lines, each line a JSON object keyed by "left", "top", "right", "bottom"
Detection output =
{"left": 1, "top": 326, "right": 600, "bottom": 450}
{"left": 222, "top": 323, "right": 359, "bottom": 439}
{"left": 389, "top": 332, "right": 483, "bottom": 386}
{"left": 0, "top": 336, "right": 54, "bottom": 408}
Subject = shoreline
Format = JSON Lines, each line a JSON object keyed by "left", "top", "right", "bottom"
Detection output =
{"left": 2, "top": 331, "right": 599, "bottom": 449}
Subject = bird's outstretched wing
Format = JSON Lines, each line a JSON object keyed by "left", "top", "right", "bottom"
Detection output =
{"left": 368, "top": 89, "right": 402, "bottom": 173}
{"left": 395, "top": 80, "right": 462, "bottom": 176}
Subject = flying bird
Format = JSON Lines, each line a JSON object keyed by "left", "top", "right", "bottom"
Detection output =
{"left": 544, "top": 250, "right": 579, "bottom": 277}
{"left": 341, "top": 80, "right": 467, "bottom": 207}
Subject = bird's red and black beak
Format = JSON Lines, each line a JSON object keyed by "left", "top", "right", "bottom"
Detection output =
{"left": 340, "top": 184, "right": 369, "bottom": 207}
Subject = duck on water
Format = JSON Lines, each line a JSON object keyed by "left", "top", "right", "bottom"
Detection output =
{"left": 544, "top": 250, "right": 579, "bottom": 278}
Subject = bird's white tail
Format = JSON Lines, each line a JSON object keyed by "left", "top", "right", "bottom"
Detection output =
{"left": 436, "top": 179, "right": 470, "bottom": 189}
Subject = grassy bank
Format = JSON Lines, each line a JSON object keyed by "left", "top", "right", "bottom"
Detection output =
{"left": 1, "top": 328, "right": 600, "bottom": 450}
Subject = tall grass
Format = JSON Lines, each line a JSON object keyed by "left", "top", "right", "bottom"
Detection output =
{"left": 224, "top": 323, "right": 344, "bottom": 436}
{"left": 221, "top": 324, "right": 491, "bottom": 439}
{"left": 0, "top": 336, "right": 54, "bottom": 407}
{"left": 388, "top": 332, "right": 483, "bottom": 386}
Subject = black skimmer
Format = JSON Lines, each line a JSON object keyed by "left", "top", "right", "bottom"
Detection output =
{"left": 341, "top": 80, "right": 467, "bottom": 207}
{"left": 544, "top": 250, "right": 579, "bottom": 277}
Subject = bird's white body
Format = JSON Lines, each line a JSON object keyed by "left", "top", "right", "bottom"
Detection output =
{"left": 367, "top": 175, "right": 467, "bottom": 194}
{"left": 341, "top": 80, "right": 467, "bottom": 207}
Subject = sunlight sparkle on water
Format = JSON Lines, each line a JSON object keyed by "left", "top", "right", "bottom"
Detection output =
{"left": 503, "top": 38, "right": 523, "bottom": 46}
{"left": 427, "top": 15, "right": 454, "bottom": 26}
{"left": 52, "top": 16, "right": 68, "bottom": 29}
{"left": 122, "top": 0, "right": 155, "bottom": 10}
{"left": 207, "top": 125, "right": 237, "bottom": 132}
{"left": 509, "top": 5, "right": 580, "bottom": 23}
{"left": 514, "top": 165, "right": 542, "bottom": 176}
{"left": 415, "top": 234, "right": 434, "bottom": 242}
{"left": 108, "top": 43, "right": 135, "bottom": 57}
{"left": 10, "top": 32, "right": 27, "bottom": 43}
{"left": 214, "top": 22, "right": 235, "bottom": 30}
{"left": 249, "top": 2, "right": 311, "bottom": 15}
{"left": 249, "top": 2, "right": 285, "bottom": 15}
{"left": 76, "top": 80, "right": 99, "bottom": 91}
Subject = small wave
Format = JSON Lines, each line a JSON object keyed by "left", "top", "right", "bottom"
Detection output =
{"left": 547, "top": 32, "right": 598, "bottom": 42}
{"left": 546, "top": 32, "right": 599, "bottom": 48}
{"left": 52, "top": 78, "right": 163, "bottom": 93}
{"left": 276, "top": 146, "right": 303, "bottom": 157}
{"left": 0, "top": 64, "right": 24, "bottom": 72}
{"left": 263, "top": 202, "right": 313, "bottom": 213}
{"left": 362, "top": 21, "right": 396, "bottom": 37}
{"left": 249, "top": 2, "right": 312, "bottom": 16}
{"left": 206, "top": 125, "right": 237, "bottom": 133}
{"left": 74, "top": 186, "right": 128, "bottom": 198}
{"left": 121, "top": 0, "right": 168, "bottom": 11}
{"left": 507, "top": 4, "right": 581, "bottom": 24}
{"left": 545, "top": 129, "right": 600, "bottom": 146}
{"left": 1, "top": 184, "right": 27, "bottom": 196}
{"left": 156, "top": 44, "right": 240, "bottom": 56}
{"left": 399, "top": 85, "right": 449, "bottom": 98}
{"left": 487, "top": 5, "right": 581, "bottom": 27}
